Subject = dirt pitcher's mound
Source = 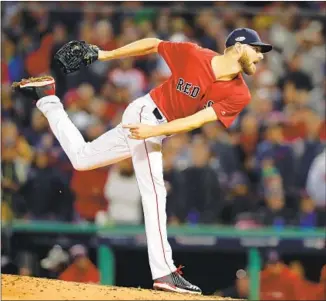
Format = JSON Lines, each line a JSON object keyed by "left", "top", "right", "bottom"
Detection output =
{"left": 1, "top": 274, "right": 236, "bottom": 300}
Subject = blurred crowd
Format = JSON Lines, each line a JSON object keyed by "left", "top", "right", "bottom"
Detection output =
{"left": 2, "top": 243, "right": 100, "bottom": 284}
{"left": 216, "top": 250, "right": 326, "bottom": 300}
{"left": 2, "top": 2, "right": 326, "bottom": 228}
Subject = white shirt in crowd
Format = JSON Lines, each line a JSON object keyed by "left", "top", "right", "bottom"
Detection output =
{"left": 306, "top": 149, "right": 326, "bottom": 209}
{"left": 102, "top": 167, "right": 142, "bottom": 225}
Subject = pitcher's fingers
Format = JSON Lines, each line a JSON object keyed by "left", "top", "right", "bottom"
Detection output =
{"left": 123, "top": 124, "right": 139, "bottom": 129}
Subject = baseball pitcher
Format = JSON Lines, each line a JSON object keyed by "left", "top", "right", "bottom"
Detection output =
{"left": 12, "top": 28, "right": 272, "bottom": 294}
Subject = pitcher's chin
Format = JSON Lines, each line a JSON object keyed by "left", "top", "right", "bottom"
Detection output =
{"left": 242, "top": 62, "right": 256, "bottom": 76}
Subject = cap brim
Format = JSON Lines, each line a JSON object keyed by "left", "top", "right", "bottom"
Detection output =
{"left": 249, "top": 42, "right": 273, "bottom": 53}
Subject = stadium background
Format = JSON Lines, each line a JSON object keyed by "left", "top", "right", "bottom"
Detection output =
{"left": 1, "top": 1, "right": 325, "bottom": 299}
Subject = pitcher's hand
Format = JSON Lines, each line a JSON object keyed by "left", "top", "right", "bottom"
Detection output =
{"left": 123, "top": 123, "right": 160, "bottom": 140}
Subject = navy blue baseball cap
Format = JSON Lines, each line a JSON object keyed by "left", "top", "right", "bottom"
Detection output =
{"left": 225, "top": 28, "right": 273, "bottom": 53}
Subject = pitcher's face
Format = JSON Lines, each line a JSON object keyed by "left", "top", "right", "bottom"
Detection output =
{"left": 245, "top": 45, "right": 264, "bottom": 64}
{"left": 239, "top": 44, "right": 264, "bottom": 75}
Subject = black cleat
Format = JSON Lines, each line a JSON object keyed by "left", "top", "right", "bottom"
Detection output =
{"left": 153, "top": 266, "right": 202, "bottom": 295}
{"left": 12, "top": 76, "right": 56, "bottom": 100}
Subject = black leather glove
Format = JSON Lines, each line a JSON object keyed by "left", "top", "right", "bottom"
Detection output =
{"left": 53, "top": 40, "right": 99, "bottom": 74}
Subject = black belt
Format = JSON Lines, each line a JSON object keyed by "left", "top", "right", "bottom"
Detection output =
{"left": 153, "top": 107, "right": 164, "bottom": 121}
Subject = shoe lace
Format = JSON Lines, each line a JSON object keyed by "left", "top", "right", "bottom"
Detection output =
{"left": 173, "top": 265, "right": 198, "bottom": 289}
{"left": 175, "top": 265, "right": 185, "bottom": 276}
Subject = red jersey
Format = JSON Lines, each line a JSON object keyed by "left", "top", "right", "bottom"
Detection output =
{"left": 260, "top": 265, "right": 302, "bottom": 300}
{"left": 59, "top": 258, "right": 100, "bottom": 284}
{"left": 150, "top": 41, "right": 251, "bottom": 128}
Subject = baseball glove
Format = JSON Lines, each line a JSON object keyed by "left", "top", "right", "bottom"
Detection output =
{"left": 53, "top": 40, "right": 99, "bottom": 74}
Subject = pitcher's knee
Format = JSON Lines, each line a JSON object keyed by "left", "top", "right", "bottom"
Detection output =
{"left": 72, "top": 161, "right": 89, "bottom": 171}
{"left": 70, "top": 147, "right": 92, "bottom": 171}
{"left": 72, "top": 155, "right": 99, "bottom": 171}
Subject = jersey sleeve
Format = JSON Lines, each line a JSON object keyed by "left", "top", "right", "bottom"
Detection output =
{"left": 157, "top": 41, "right": 198, "bottom": 74}
{"left": 211, "top": 94, "right": 250, "bottom": 128}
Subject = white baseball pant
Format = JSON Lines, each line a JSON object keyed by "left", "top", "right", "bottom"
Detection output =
{"left": 36, "top": 93, "right": 177, "bottom": 279}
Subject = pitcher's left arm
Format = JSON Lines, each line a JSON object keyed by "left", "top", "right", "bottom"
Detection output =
{"left": 124, "top": 91, "right": 251, "bottom": 140}
{"left": 123, "top": 107, "right": 217, "bottom": 139}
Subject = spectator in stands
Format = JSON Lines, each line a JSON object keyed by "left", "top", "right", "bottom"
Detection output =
{"left": 289, "top": 260, "right": 305, "bottom": 279}
{"left": 101, "top": 158, "right": 142, "bottom": 225}
{"left": 296, "top": 191, "right": 326, "bottom": 228}
{"left": 108, "top": 58, "right": 147, "bottom": 99}
{"left": 1, "top": 235, "right": 18, "bottom": 274}
{"left": 256, "top": 121, "right": 296, "bottom": 200}
{"left": 222, "top": 172, "right": 254, "bottom": 225}
{"left": 168, "top": 134, "right": 192, "bottom": 171}
{"left": 163, "top": 138, "right": 187, "bottom": 225}
{"left": 2, "top": 84, "right": 18, "bottom": 122}
{"left": 257, "top": 159, "right": 294, "bottom": 226}
{"left": 2, "top": 120, "right": 33, "bottom": 171}
{"left": 155, "top": 12, "right": 170, "bottom": 40}
{"left": 246, "top": 90, "right": 274, "bottom": 128}
{"left": 40, "top": 245, "right": 69, "bottom": 279}
{"left": 18, "top": 259, "right": 33, "bottom": 277}
{"left": 201, "top": 122, "right": 240, "bottom": 187}
{"left": 197, "top": 18, "right": 221, "bottom": 52}
{"left": 252, "top": 61, "right": 281, "bottom": 108}
{"left": 93, "top": 20, "right": 116, "bottom": 51}
{"left": 2, "top": 25, "right": 25, "bottom": 84}
{"left": 182, "top": 136, "right": 222, "bottom": 224}
{"left": 2, "top": 120, "right": 32, "bottom": 219}
{"left": 215, "top": 268, "right": 249, "bottom": 299}
{"left": 59, "top": 244, "right": 100, "bottom": 284}
{"left": 294, "top": 107, "right": 324, "bottom": 190}
{"left": 65, "top": 83, "right": 98, "bottom": 133}
{"left": 2, "top": 143, "right": 22, "bottom": 220}
{"left": 288, "top": 260, "right": 324, "bottom": 300}
{"left": 71, "top": 166, "right": 108, "bottom": 222}
{"left": 281, "top": 53, "right": 313, "bottom": 108}
{"left": 99, "top": 82, "right": 128, "bottom": 125}
{"left": 260, "top": 250, "right": 302, "bottom": 300}
{"left": 311, "top": 273, "right": 326, "bottom": 300}
{"left": 19, "top": 148, "right": 74, "bottom": 221}
{"left": 269, "top": 9, "right": 297, "bottom": 59}
{"left": 306, "top": 148, "right": 326, "bottom": 212}
{"left": 234, "top": 113, "right": 261, "bottom": 185}
{"left": 22, "top": 108, "right": 49, "bottom": 147}
{"left": 318, "top": 265, "right": 326, "bottom": 300}
{"left": 295, "top": 20, "right": 326, "bottom": 88}
{"left": 320, "top": 265, "right": 326, "bottom": 283}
